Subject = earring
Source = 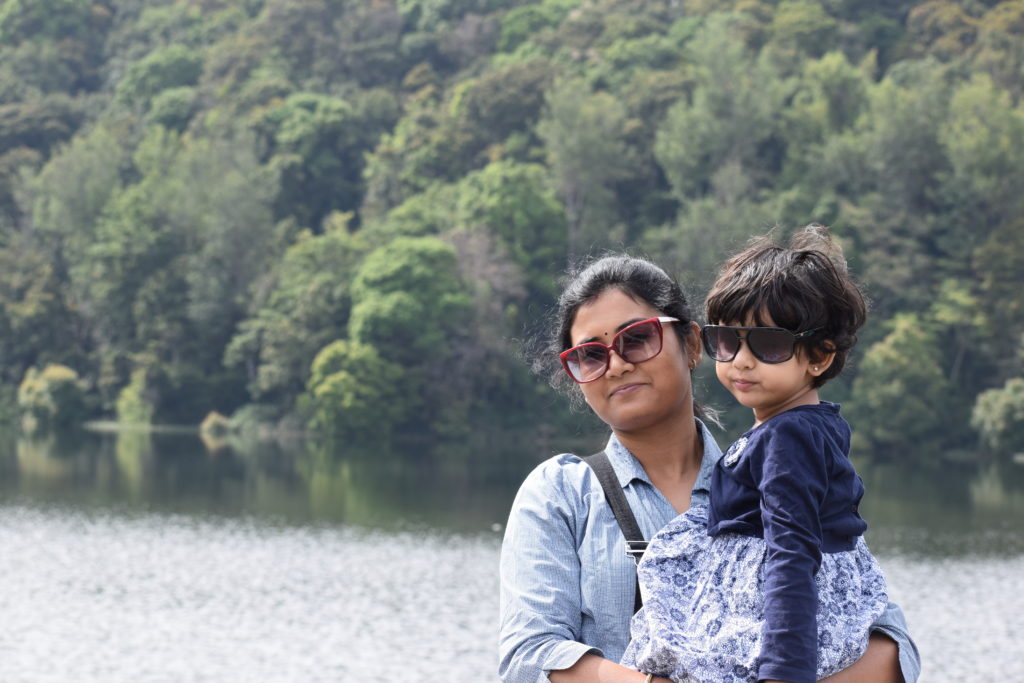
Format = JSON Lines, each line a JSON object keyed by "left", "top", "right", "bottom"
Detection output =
{"left": 688, "top": 359, "right": 696, "bottom": 370}
{"left": 813, "top": 366, "right": 820, "bottom": 372}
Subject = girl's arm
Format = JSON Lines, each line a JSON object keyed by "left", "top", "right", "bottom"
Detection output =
{"left": 757, "top": 423, "right": 918, "bottom": 683}
{"left": 755, "top": 424, "right": 830, "bottom": 683}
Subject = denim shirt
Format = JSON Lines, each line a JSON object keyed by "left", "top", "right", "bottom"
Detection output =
{"left": 498, "top": 421, "right": 920, "bottom": 682}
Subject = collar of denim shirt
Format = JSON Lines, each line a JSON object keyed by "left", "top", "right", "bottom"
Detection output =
{"left": 603, "top": 418, "right": 721, "bottom": 495}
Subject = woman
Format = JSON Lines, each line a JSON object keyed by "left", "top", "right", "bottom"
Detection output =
{"left": 498, "top": 255, "right": 919, "bottom": 682}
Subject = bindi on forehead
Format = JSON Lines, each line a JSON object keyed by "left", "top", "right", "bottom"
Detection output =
{"left": 575, "top": 317, "right": 651, "bottom": 345}
{"left": 571, "top": 290, "right": 660, "bottom": 343}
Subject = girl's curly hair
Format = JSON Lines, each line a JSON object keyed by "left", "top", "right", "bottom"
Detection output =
{"left": 704, "top": 224, "right": 867, "bottom": 388}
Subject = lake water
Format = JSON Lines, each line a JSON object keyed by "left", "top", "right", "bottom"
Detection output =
{"left": 0, "top": 427, "right": 1022, "bottom": 681}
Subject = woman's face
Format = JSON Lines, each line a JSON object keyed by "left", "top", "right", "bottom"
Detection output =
{"left": 568, "top": 288, "right": 700, "bottom": 435}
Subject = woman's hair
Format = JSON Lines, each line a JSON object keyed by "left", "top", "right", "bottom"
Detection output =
{"left": 535, "top": 254, "right": 707, "bottom": 418}
{"left": 704, "top": 224, "right": 867, "bottom": 388}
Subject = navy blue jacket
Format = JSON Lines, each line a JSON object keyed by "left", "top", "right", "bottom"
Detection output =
{"left": 707, "top": 402, "right": 867, "bottom": 683}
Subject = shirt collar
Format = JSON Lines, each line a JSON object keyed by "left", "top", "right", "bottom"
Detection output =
{"left": 603, "top": 419, "right": 722, "bottom": 494}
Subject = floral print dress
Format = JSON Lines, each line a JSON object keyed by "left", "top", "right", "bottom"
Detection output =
{"left": 621, "top": 404, "right": 889, "bottom": 683}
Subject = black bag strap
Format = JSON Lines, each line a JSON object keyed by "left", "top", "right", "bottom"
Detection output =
{"left": 584, "top": 451, "right": 646, "bottom": 613}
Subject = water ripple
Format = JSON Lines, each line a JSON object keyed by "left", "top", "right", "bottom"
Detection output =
{"left": 0, "top": 506, "right": 500, "bottom": 682}
{"left": 1, "top": 505, "right": 1020, "bottom": 682}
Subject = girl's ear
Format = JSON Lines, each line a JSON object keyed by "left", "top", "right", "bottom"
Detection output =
{"left": 809, "top": 340, "right": 836, "bottom": 377}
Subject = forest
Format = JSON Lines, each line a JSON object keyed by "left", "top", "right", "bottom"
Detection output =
{"left": 2, "top": 0, "right": 1023, "bottom": 461}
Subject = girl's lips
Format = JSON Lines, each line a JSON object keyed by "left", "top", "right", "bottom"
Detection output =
{"left": 731, "top": 379, "right": 756, "bottom": 391}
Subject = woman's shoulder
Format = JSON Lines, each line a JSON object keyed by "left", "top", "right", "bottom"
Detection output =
{"left": 510, "top": 452, "right": 603, "bottom": 527}
{"left": 519, "top": 452, "right": 597, "bottom": 497}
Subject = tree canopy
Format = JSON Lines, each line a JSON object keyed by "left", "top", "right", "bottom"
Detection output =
{"left": 2, "top": 0, "right": 1023, "bottom": 460}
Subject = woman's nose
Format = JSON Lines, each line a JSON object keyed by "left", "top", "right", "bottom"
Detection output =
{"left": 606, "top": 348, "right": 635, "bottom": 377}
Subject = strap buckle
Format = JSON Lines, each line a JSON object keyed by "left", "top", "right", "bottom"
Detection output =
{"left": 625, "top": 540, "right": 648, "bottom": 564}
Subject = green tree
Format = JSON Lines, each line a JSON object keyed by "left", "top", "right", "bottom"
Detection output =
{"left": 146, "top": 86, "right": 199, "bottom": 131}
{"left": 114, "top": 43, "right": 204, "bottom": 108}
{"left": 363, "top": 159, "right": 564, "bottom": 314}
{"left": 655, "top": 15, "right": 790, "bottom": 202}
{"left": 256, "top": 92, "right": 392, "bottom": 228}
{"left": 497, "top": 2, "right": 571, "bottom": 53}
{"left": 349, "top": 236, "right": 471, "bottom": 366}
{"left": 225, "top": 214, "right": 368, "bottom": 406}
{"left": 115, "top": 366, "right": 154, "bottom": 426}
{"left": 305, "top": 339, "right": 411, "bottom": 442}
{"left": 537, "top": 77, "right": 635, "bottom": 259}
{"left": 17, "top": 363, "right": 87, "bottom": 432}
{"left": 972, "top": 377, "right": 1024, "bottom": 455}
{"left": 0, "top": 0, "right": 98, "bottom": 45}
{"left": 849, "top": 314, "right": 953, "bottom": 459}
{"left": 361, "top": 61, "right": 551, "bottom": 224}
{"left": 0, "top": 231, "right": 82, "bottom": 385}
{"left": 0, "top": 0, "right": 112, "bottom": 93}
{"left": 3, "top": 0, "right": 1024, "bottom": 453}
{"left": 646, "top": 15, "right": 793, "bottom": 284}
{"left": 30, "top": 123, "right": 125, "bottom": 282}
{"left": 768, "top": 0, "right": 839, "bottom": 58}
{"left": 929, "top": 279, "right": 987, "bottom": 388}
{"left": 449, "top": 160, "right": 565, "bottom": 304}
{"left": 347, "top": 236, "right": 472, "bottom": 434}
{"left": 64, "top": 127, "right": 276, "bottom": 418}
{"left": 0, "top": 95, "right": 85, "bottom": 158}
{"left": 941, "top": 74, "right": 1024, "bottom": 226}
{"left": 973, "top": 217, "right": 1024, "bottom": 378}
{"left": 450, "top": 59, "right": 555, "bottom": 149}
{"left": 827, "top": 61, "right": 953, "bottom": 317}
{"left": 972, "top": 1, "right": 1024, "bottom": 100}
{"left": 904, "top": 0, "right": 977, "bottom": 62}
{"left": 333, "top": 1, "right": 407, "bottom": 88}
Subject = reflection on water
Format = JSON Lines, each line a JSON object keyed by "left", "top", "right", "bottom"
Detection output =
{"left": 854, "top": 455, "right": 1024, "bottom": 558}
{"left": 0, "top": 427, "right": 528, "bottom": 532}
{"left": 1, "top": 427, "right": 1023, "bottom": 680}
{"left": 4, "top": 428, "right": 1022, "bottom": 552}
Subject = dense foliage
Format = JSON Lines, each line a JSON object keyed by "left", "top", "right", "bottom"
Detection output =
{"left": 2, "top": 0, "right": 1023, "bottom": 460}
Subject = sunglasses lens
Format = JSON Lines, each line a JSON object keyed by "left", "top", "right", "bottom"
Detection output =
{"left": 702, "top": 327, "right": 739, "bottom": 361}
{"left": 747, "top": 328, "right": 796, "bottom": 363}
{"left": 561, "top": 319, "right": 668, "bottom": 382}
{"left": 617, "top": 321, "right": 662, "bottom": 364}
{"left": 563, "top": 344, "right": 609, "bottom": 382}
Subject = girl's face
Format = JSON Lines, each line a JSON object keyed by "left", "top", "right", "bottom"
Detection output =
{"left": 568, "top": 288, "right": 700, "bottom": 434}
{"left": 711, "top": 313, "right": 831, "bottom": 425}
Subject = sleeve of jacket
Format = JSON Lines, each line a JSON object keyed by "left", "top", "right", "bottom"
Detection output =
{"left": 754, "top": 420, "right": 829, "bottom": 683}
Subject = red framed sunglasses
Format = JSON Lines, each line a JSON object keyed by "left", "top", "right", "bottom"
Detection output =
{"left": 560, "top": 317, "right": 679, "bottom": 383}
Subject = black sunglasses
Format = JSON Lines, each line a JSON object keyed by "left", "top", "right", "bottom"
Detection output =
{"left": 701, "top": 325, "right": 818, "bottom": 364}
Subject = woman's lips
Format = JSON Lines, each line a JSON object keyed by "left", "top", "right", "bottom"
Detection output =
{"left": 610, "top": 382, "right": 644, "bottom": 397}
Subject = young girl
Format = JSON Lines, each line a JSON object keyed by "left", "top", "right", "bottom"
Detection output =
{"left": 620, "top": 225, "right": 889, "bottom": 683}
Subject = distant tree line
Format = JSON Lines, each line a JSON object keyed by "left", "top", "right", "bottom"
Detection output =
{"left": 1, "top": 0, "right": 1023, "bottom": 460}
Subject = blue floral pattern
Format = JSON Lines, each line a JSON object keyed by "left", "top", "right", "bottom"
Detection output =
{"left": 621, "top": 504, "right": 888, "bottom": 682}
